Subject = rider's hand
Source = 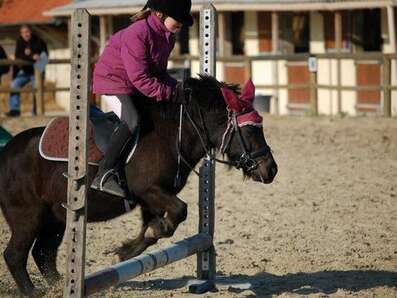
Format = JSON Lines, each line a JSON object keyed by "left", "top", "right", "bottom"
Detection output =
{"left": 171, "top": 81, "right": 189, "bottom": 104}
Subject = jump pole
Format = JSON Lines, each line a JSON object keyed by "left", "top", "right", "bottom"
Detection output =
{"left": 84, "top": 233, "right": 212, "bottom": 295}
{"left": 64, "top": 4, "right": 218, "bottom": 297}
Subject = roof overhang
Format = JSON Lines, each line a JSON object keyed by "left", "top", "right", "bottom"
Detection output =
{"left": 45, "top": 0, "right": 397, "bottom": 17}
{"left": 0, "top": 20, "right": 58, "bottom": 28}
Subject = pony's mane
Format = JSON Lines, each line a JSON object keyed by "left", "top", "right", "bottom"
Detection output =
{"left": 192, "top": 74, "right": 240, "bottom": 96}
{"left": 140, "top": 75, "right": 240, "bottom": 121}
{"left": 185, "top": 74, "right": 240, "bottom": 111}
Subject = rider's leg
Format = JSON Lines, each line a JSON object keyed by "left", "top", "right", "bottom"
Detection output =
{"left": 91, "top": 94, "right": 139, "bottom": 197}
{"left": 119, "top": 94, "right": 140, "bottom": 141}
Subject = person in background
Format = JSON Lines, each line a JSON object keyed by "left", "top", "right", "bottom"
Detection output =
{"left": 0, "top": 45, "right": 10, "bottom": 83}
{"left": 6, "top": 25, "right": 48, "bottom": 117}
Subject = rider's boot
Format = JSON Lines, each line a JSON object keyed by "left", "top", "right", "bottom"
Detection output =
{"left": 91, "top": 121, "right": 132, "bottom": 197}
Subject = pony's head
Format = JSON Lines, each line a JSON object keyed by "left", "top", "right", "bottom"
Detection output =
{"left": 184, "top": 75, "right": 278, "bottom": 184}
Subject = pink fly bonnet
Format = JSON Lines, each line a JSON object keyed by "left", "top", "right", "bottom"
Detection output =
{"left": 221, "top": 80, "right": 263, "bottom": 127}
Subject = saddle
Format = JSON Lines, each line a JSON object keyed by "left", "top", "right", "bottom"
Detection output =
{"left": 39, "top": 112, "right": 138, "bottom": 165}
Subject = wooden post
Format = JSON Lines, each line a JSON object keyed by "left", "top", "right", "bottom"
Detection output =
{"left": 272, "top": 12, "right": 279, "bottom": 115}
{"left": 245, "top": 57, "right": 252, "bottom": 81}
{"left": 34, "top": 68, "right": 44, "bottom": 115}
{"left": 387, "top": 6, "right": 396, "bottom": 53}
{"left": 99, "top": 15, "right": 108, "bottom": 53}
{"left": 387, "top": 6, "right": 395, "bottom": 117}
{"left": 308, "top": 56, "right": 318, "bottom": 115}
{"left": 63, "top": 9, "right": 91, "bottom": 298}
{"left": 383, "top": 56, "right": 392, "bottom": 117}
{"left": 335, "top": 11, "right": 342, "bottom": 114}
{"left": 107, "top": 16, "right": 114, "bottom": 36}
{"left": 67, "top": 18, "right": 72, "bottom": 49}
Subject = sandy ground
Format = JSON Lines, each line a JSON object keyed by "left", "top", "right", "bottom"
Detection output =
{"left": 0, "top": 115, "right": 396, "bottom": 297}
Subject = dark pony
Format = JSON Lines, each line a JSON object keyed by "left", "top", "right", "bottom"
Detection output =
{"left": 0, "top": 75, "right": 277, "bottom": 296}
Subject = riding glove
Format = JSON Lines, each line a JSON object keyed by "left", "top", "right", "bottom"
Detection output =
{"left": 171, "top": 81, "right": 190, "bottom": 104}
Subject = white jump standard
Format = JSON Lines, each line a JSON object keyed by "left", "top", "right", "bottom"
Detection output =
{"left": 63, "top": 4, "right": 219, "bottom": 297}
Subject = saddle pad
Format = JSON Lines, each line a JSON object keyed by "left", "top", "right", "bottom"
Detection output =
{"left": 39, "top": 117, "right": 103, "bottom": 164}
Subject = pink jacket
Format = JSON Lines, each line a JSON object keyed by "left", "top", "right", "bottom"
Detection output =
{"left": 93, "top": 13, "right": 177, "bottom": 101}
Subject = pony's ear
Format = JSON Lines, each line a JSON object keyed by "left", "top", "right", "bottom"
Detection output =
{"left": 240, "top": 79, "right": 255, "bottom": 103}
{"left": 221, "top": 87, "right": 241, "bottom": 112}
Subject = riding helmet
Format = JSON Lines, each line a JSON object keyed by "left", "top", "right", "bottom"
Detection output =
{"left": 144, "top": 0, "right": 194, "bottom": 27}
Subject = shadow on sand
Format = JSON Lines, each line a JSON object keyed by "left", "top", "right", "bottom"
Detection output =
{"left": 116, "top": 270, "right": 397, "bottom": 296}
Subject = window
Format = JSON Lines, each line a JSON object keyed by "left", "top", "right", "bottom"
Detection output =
{"left": 351, "top": 9, "right": 381, "bottom": 52}
{"left": 323, "top": 11, "right": 352, "bottom": 52}
{"left": 231, "top": 12, "right": 245, "bottom": 55}
{"left": 280, "top": 12, "right": 310, "bottom": 54}
{"left": 292, "top": 13, "right": 310, "bottom": 53}
{"left": 257, "top": 12, "right": 272, "bottom": 53}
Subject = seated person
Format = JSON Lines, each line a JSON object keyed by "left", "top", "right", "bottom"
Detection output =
{"left": 6, "top": 25, "right": 47, "bottom": 117}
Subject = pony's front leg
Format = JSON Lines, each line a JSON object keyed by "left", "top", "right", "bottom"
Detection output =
{"left": 114, "top": 206, "right": 158, "bottom": 261}
{"left": 142, "top": 186, "right": 188, "bottom": 240}
{"left": 115, "top": 186, "right": 187, "bottom": 261}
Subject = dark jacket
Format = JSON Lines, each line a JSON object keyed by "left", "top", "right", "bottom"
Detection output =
{"left": 0, "top": 45, "right": 9, "bottom": 77}
{"left": 13, "top": 34, "right": 48, "bottom": 78}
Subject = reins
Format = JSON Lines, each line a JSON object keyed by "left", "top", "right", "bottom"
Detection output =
{"left": 173, "top": 99, "right": 271, "bottom": 187}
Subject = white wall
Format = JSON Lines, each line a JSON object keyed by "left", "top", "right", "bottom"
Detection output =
{"left": 317, "top": 59, "right": 357, "bottom": 115}
{"left": 45, "top": 48, "right": 71, "bottom": 111}
{"left": 244, "top": 11, "right": 259, "bottom": 56}
{"left": 310, "top": 12, "right": 325, "bottom": 54}
{"left": 340, "top": 59, "right": 357, "bottom": 115}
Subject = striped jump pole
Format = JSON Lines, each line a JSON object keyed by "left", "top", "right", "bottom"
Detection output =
{"left": 84, "top": 234, "right": 212, "bottom": 295}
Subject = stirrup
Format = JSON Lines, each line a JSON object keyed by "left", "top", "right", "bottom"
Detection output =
{"left": 99, "top": 169, "right": 120, "bottom": 191}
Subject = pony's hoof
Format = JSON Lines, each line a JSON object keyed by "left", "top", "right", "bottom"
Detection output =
{"left": 116, "top": 251, "right": 128, "bottom": 262}
{"left": 103, "top": 248, "right": 113, "bottom": 256}
{"left": 103, "top": 247, "right": 128, "bottom": 262}
{"left": 22, "top": 287, "right": 43, "bottom": 298}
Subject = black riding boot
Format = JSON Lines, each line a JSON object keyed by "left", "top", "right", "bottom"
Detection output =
{"left": 91, "top": 121, "right": 132, "bottom": 197}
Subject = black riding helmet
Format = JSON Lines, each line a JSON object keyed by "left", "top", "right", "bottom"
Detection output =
{"left": 144, "top": 0, "right": 194, "bottom": 27}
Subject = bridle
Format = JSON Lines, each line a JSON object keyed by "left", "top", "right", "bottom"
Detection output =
{"left": 174, "top": 101, "right": 271, "bottom": 186}
{"left": 218, "top": 112, "right": 271, "bottom": 172}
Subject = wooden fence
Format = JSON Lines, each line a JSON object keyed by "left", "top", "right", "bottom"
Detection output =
{"left": 0, "top": 59, "right": 70, "bottom": 115}
{"left": 173, "top": 52, "right": 397, "bottom": 117}
{"left": 0, "top": 52, "right": 396, "bottom": 117}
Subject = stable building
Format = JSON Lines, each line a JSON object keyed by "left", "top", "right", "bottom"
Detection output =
{"left": 42, "top": 0, "right": 397, "bottom": 116}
